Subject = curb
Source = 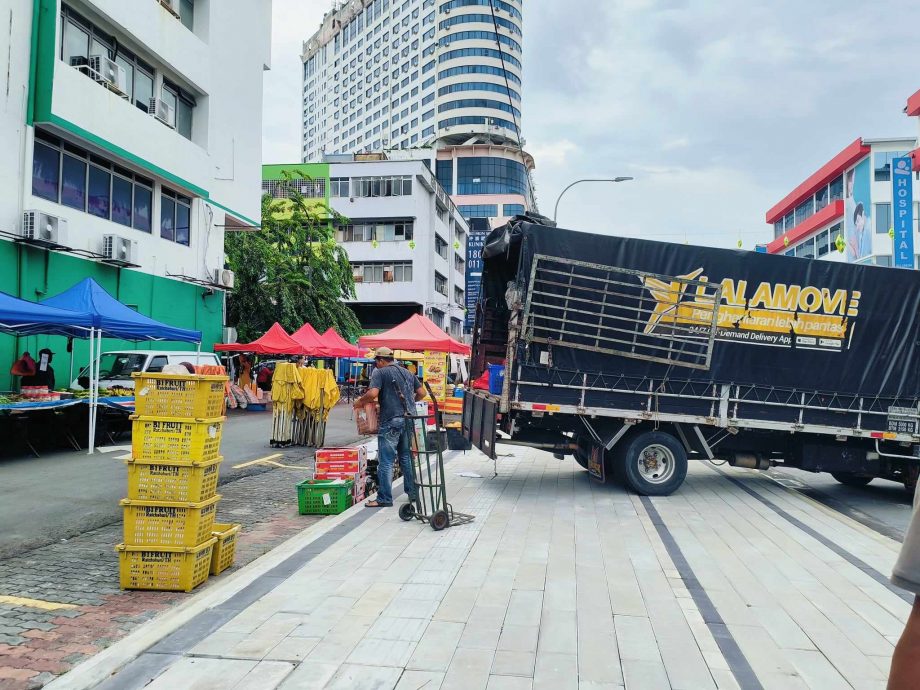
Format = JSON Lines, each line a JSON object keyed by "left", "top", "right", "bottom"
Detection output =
{"left": 45, "top": 444, "right": 402, "bottom": 690}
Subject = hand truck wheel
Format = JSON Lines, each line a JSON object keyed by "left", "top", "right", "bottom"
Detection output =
{"left": 430, "top": 510, "right": 450, "bottom": 531}
{"left": 398, "top": 503, "right": 416, "bottom": 521}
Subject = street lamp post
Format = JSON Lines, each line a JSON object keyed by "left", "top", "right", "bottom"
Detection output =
{"left": 552, "top": 177, "right": 634, "bottom": 223}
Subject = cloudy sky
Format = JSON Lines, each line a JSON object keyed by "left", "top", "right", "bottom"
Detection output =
{"left": 262, "top": 0, "right": 920, "bottom": 248}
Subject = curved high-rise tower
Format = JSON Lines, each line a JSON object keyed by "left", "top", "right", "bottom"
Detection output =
{"left": 301, "top": 0, "right": 535, "bottom": 217}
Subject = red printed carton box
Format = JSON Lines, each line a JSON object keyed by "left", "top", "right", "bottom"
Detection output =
{"left": 315, "top": 447, "right": 368, "bottom": 463}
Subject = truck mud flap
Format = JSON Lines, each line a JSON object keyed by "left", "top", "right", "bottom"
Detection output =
{"left": 462, "top": 391, "right": 498, "bottom": 460}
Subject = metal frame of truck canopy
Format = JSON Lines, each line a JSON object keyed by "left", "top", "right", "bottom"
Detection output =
{"left": 464, "top": 218, "right": 920, "bottom": 494}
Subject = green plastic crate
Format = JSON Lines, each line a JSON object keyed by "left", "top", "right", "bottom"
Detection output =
{"left": 297, "top": 479, "right": 354, "bottom": 515}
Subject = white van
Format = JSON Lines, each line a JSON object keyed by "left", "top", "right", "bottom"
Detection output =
{"left": 72, "top": 350, "right": 221, "bottom": 390}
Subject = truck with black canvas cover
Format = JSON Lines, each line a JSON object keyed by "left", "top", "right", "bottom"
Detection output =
{"left": 462, "top": 217, "right": 920, "bottom": 496}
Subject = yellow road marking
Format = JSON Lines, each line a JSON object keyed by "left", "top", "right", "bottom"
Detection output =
{"left": 248, "top": 459, "right": 311, "bottom": 470}
{"left": 0, "top": 595, "right": 78, "bottom": 611}
{"left": 231, "top": 453, "right": 310, "bottom": 470}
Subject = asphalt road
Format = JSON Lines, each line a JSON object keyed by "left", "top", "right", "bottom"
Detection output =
{"left": 0, "top": 405, "right": 360, "bottom": 558}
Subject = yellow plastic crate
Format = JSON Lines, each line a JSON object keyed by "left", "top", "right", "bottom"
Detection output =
{"left": 209, "top": 522, "right": 241, "bottom": 576}
{"left": 116, "top": 538, "right": 216, "bottom": 592}
{"left": 132, "top": 373, "right": 227, "bottom": 419}
{"left": 131, "top": 415, "right": 224, "bottom": 463}
{"left": 125, "top": 456, "right": 223, "bottom": 502}
{"left": 121, "top": 494, "right": 220, "bottom": 547}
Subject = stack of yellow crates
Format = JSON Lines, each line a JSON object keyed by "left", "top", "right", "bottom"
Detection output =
{"left": 116, "top": 372, "right": 241, "bottom": 592}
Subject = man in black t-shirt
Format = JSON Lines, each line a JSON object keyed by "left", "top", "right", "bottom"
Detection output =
{"left": 354, "top": 346, "right": 425, "bottom": 508}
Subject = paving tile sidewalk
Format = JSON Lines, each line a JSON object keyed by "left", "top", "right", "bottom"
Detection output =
{"left": 50, "top": 448, "right": 912, "bottom": 690}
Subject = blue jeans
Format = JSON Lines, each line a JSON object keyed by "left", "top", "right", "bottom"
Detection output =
{"left": 376, "top": 417, "right": 417, "bottom": 505}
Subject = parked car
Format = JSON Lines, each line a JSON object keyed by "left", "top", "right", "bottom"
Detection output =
{"left": 72, "top": 350, "right": 221, "bottom": 390}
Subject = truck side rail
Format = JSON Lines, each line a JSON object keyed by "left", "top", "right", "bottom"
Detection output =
{"left": 509, "top": 369, "right": 920, "bottom": 444}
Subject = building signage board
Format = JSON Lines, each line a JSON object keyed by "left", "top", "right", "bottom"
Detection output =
{"left": 464, "top": 218, "right": 490, "bottom": 332}
{"left": 892, "top": 156, "right": 915, "bottom": 269}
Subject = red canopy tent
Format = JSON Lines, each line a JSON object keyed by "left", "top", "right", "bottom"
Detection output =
{"left": 214, "top": 322, "right": 308, "bottom": 355}
{"left": 358, "top": 314, "right": 470, "bottom": 355}
{"left": 319, "top": 328, "right": 365, "bottom": 358}
{"left": 290, "top": 323, "right": 329, "bottom": 355}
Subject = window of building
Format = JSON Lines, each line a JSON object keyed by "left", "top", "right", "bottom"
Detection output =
{"left": 438, "top": 98, "right": 521, "bottom": 118}
{"left": 458, "top": 204, "right": 498, "bottom": 219}
{"left": 454, "top": 286, "right": 464, "bottom": 305}
{"left": 455, "top": 157, "right": 527, "bottom": 196}
{"left": 160, "top": 187, "right": 191, "bottom": 245}
{"left": 793, "top": 198, "right": 813, "bottom": 226}
{"left": 338, "top": 220, "right": 413, "bottom": 242}
{"left": 828, "top": 175, "right": 844, "bottom": 203}
{"left": 439, "top": 0, "right": 522, "bottom": 19}
{"left": 875, "top": 151, "right": 909, "bottom": 182}
{"left": 436, "top": 160, "right": 453, "bottom": 194}
{"left": 454, "top": 252, "right": 464, "bottom": 273}
{"left": 434, "top": 271, "right": 448, "bottom": 297}
{"left": 438, "top": 46, "right": 521, "bottom": 70}
{"left": 352, "top": 261, "right": 413, "bottom": 283}
{"left": 330, "top": 177, "right": 350, "bottom": 197}
{"left": 814, "top": 185, "right": 828, "bottom": 212}
{"left": 440, "top": 31, "right": 521, "bottom": 53}
{"left": 352, "top": 175, "right": 412, "bottom": 197}
{"left": 435, "top": 234, "right": 448, "bottom": 259}
{"left": 161, "top": 80, "right": 195, "bottom": 139}
{"left": 783, "top": 211, "right": 794, "bottom": 231}
{"left": 503, "top": 203, "right": 525, "bottom": 216}
{"left": 31, "top": 130, "right": 153, "bottom": 232}
{"left": 875, "top": 202, "right": 891, "bottom": 234}
{"left": 179, "top": 0, "right": 194, "bottom": 30}
{"left": 430, "top": 307, "right": 444, "bottom": 327}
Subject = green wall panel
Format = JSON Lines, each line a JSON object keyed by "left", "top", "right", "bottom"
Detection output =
{"left": 0, "top": 243, "right": 223, "bottom": 390}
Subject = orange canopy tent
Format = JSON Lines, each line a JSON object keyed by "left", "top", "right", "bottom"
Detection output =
{"left": 358, "top": 314, "right": 470, "bottom": 355}
{"left": 214, "top": 322, "right": 308, "bottom": 355}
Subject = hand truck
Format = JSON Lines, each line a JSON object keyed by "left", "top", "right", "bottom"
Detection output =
{"left": 398, "top": 382, "right": 474, "bottom": 531}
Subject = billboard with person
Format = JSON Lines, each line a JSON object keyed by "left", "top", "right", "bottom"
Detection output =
{"left": 844, "top": 158, "right": 872, "bottom": 263}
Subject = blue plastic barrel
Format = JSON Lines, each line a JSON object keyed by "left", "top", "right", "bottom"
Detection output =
{"left": 488, "top": 364, "right": 505, "bottom": 395}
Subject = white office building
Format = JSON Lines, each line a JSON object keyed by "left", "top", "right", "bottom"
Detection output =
{"left": 301, "top": 0, "right": 535, "bottom": 219}
{"left": 328, "top": 157, "right": 469, "bottom": 336}
{"left": 0, "top": 0, "right": 272, "bottom": 381}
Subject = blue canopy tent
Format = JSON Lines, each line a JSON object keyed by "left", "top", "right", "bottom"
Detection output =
{"left": 0, "top": 291, "right": 93, "bottom": 336}
{"left": 42, "top": 278, "right": 202, "bottom": 453}
{"left": 42, "top": 278, "right": 202, "bottom": 342}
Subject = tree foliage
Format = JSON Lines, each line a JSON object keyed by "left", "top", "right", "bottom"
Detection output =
{"left": 225, "top": 172, "right": 361, "bottom": 342}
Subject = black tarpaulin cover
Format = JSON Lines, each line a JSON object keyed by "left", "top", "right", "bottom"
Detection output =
{"left": 485, "top": 221, "right": 920, "bottom": 401}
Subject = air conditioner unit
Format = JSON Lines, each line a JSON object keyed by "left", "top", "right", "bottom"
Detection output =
{"left": 214, "top": 268, "right": 235, "bottom": 289}
{"left": 102, "top": 234, "right": 138, "bottom": 266}
{"left": 21, "top": 210, "right": 67, "bottom": 247}
{"left": 157, "top": 0, "right": 180, "bottom": 19}
{"left": 148, "top": 98, "right": 176, "bottom": 128}
{"left": 87, "top": 54, "right": 127, "bottom": 95}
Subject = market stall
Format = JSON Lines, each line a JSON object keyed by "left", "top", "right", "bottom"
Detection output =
{"left": 359, "top": 314, "right": 469, "bottom": 401}
{"left": 41, "top": 278, "right": 202, "bottom": 453}
{"left": 214, "top": 322, "right": 309, "bottom": 356}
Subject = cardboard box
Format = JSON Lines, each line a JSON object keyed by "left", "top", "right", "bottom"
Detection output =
{"left": 314, "top": 468, "right": 360, "bottom": 480}
{"left": 316, "top": 459, "right": 366, "bottom": 475}
{"left": 315, "top": 447, "right": 368, "bottom": 463}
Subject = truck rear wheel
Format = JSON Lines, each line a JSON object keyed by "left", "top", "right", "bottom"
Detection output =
{"left": 831, "top": 473, "right": 874, "bottom": 487}
{"left": 620, "top": 431, "right": 687, "bottom": 496}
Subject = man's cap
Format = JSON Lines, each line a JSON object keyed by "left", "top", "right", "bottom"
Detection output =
{"left": 38, "top": 347, "right": 54, "bottom": 356}
{"left": 375, "top": 347, "right": 394, "bottom": 358}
